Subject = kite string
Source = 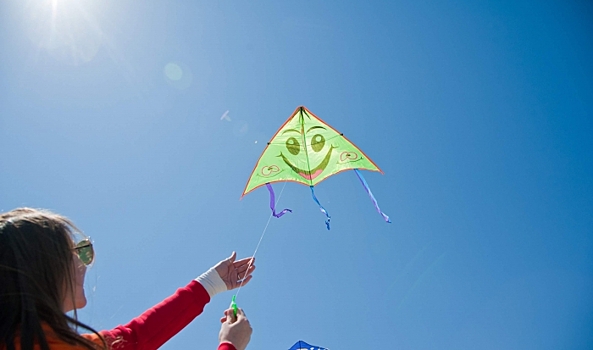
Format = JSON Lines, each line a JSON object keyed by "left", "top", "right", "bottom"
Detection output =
{"left": 234, "top": 181, "right": 287, "bottom": 299}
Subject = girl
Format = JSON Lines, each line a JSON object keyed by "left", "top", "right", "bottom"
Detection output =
{"left": 0, "top": 208, "right": 253, "bottom": 350}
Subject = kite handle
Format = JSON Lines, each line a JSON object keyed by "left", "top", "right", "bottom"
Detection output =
{"left": 354, "top": 169, "right": 391, "bottom": 223}
{"left": 310, "top": 186, "right": 331, "bottom": 230}
{"left": 230, "top": 295, "right": 238, "bottom": 320}
{"left": 266, "top": 183, "right": 292, "bottom": 218}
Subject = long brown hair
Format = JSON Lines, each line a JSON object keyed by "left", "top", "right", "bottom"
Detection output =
{"left": 0, "top": 208, "right": 106, "bottom": 350}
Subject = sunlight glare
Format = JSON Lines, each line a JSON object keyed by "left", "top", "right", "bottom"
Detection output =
{"left": 24, "top": 0, "right": 104, "bottom": 65}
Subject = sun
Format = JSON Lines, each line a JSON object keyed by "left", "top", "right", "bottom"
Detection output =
{"left": 24, "top": 0, "right": 105, "bottom": 65}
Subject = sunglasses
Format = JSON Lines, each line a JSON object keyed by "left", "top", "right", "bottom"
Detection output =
{"left": 74, "top": 239, "right": 94, "bottom": 266}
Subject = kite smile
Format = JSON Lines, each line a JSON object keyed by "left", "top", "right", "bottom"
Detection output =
{"left": 280, "top": 146, "right": 334, "bottom": 181}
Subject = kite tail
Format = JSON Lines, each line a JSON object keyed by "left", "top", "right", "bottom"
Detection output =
{"left": 354, "top": 169, "right": 391, "bottom": 223}
{"left": 310, "top": 186, "right": 331, "bottom": 230}
{"left": 266, "top": 183, "right": 292, "bottom": 218}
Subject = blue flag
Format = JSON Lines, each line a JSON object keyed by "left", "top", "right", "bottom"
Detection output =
{"left": 289, "top": 340, "right": 328, "bottom": 350}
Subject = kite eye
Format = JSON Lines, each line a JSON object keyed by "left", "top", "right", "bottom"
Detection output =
{"left": 286, "top": 137, "right": 300, "bottom": 155}
{"left": 311, "top": 134, "right": 325, "bottom": 152}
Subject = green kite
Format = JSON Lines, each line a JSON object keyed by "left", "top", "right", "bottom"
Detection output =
{"left": 242, "top": 106, "right": 390, "bottom": 228}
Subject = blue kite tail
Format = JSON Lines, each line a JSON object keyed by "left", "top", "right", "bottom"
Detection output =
{"left": 354, "top": 169, "right": 391, "bottom": 223}
{"left": 310, "top": 186, "right": 331, "bottom": 230}
{"left": 265, "top": 183, "right": 292, "bottom": 218}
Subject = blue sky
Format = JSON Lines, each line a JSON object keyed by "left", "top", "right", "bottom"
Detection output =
{"left": 1, "top": 0, "right": 592, "bottom": 349}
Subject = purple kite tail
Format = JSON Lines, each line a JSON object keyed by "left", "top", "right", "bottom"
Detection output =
{"left": 265, "top": 183, "right": 292, "bottom": 218}
{"left": 354, "top": 169, "right": 391, "bottom": 223}
{"left": 310, "top": 186, "right": 331, "bottom": 230}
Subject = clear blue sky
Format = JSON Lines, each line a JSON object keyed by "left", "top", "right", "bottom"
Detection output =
{"left": 1, "top": 1, "right": 592, "bottom": 349}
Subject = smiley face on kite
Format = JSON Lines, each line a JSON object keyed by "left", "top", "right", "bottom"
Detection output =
{"left": 278, "top": 125, "right": 336, "bottom": 181}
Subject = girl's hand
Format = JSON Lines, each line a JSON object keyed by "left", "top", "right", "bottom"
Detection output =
{"left": 214, "top": 252, "right": 255, "bottom": 290}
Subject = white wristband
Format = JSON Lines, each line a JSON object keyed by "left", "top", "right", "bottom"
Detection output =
{"left": 195, "top": 267, "right": 227, "bottom": 298}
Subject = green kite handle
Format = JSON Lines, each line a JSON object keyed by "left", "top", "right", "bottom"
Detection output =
{"left": 231, "top": 295, "right": 238, "bottom": 318}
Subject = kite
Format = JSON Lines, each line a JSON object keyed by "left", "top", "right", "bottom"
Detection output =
{"left": 289, "top": 340, "right": 328, "bottom": 350}
{"left": 242, "top": 106, "right": 390, "bottom": 229}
